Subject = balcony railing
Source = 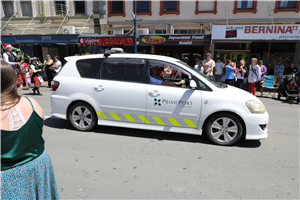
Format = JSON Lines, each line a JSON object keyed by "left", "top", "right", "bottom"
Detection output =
{"left": 55, "top": 4, "right": 68, "bottom": 17}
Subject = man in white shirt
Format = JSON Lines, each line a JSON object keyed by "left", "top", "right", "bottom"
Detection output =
{"left": 203, "top": 53, "right": 215, "bottom": 78}
{"left": 2, "top": 43, "right": 21, "bottom": 67}
{"left": 214, "top": 58, "right": 224, "bottom": 82}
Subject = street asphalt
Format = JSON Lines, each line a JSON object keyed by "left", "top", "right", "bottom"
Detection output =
{"left": 18, "top": 84, "right": 299, "bottom": 199}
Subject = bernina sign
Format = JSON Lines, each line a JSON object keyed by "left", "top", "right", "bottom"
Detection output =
{"left": 212, "top": 25, "right": 300, "bottom": 40}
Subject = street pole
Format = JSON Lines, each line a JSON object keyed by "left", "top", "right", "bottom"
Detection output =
{"left": 134, "top": 1, "right": 137, "bottom": 53}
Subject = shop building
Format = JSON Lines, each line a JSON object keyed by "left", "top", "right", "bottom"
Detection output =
{"left": 212, "top": 24, "right": 300, "bottom": 74}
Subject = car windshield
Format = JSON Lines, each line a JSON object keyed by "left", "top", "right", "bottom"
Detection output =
{"left": 176, "top": 61, "right": 224, "bottom": 88}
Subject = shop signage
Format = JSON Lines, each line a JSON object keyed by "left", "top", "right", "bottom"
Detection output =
{"left": 15, "top": 34, "right": 79, "bottom": 43}
{"left": 1, "top": 35, "right": 16, "bottom": 43}
{"left": 139, "top": 35, "right": 211, "bottom": 46}
{"left": 79, "top": 36, "right": 136, "bottom": 45}
{"left": 212, "top": 25, "right": 300, "bottom": 40}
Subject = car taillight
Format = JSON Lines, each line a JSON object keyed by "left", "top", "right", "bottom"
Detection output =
{"left": 51, "top": 80, "right": 60, "bottom": 91}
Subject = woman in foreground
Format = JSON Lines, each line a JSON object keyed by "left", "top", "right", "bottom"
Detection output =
{"left": 1, "top": 60, "right": 60, "bottom": 199}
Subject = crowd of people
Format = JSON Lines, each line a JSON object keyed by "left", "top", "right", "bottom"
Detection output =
{"left": 2, "top": 43, "right": 62, "bottom": 95}
{"left": 194, "top": 53, "right": 300, "bottom": 101}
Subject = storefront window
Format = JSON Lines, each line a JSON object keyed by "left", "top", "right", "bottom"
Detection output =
{"left": 75, "top": 1, "right": 85, "bottom": 14}
{"left": 278, "top": 1, "right": 295, "bottom": 7}
{"left": 214, "top": 43, "right": 246, "bottom": 50}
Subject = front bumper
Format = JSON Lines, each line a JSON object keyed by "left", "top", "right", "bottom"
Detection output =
{"left": 243, "top": 111, "right": 269, "bottom": 140}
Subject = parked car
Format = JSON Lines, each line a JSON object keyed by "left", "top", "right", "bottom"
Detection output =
{"left": 51, "top": 53, "right": 268, "bottom": 146}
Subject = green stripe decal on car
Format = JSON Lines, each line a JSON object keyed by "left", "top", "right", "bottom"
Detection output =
{"left": 137, "top": 115, "right": 151, "bottom": 124}
{"left": 109, "top": 112, "right": 122, "bottom": 121}
{"left": 96, "top": 111, "right": 108, "bottom": 119}
{"left": 183, "top": 119, "right": 197, "bottom": 128}
{"left": 123, "top": 113, "right": 136, "bottom": 122}
{"left": 152, "top": 116, "right": 166, "bottom": 125}
{"left": 167, "top": 118, "right": 181, "bottom": 126}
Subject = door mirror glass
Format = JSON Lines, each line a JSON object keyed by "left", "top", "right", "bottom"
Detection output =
{"left": 190, "top": 80, "right": 197, "bottom": 88}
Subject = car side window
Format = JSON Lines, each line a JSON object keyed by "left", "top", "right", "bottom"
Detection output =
{"left": 100, "top": 59, "right": 147, "bottom": 83}
{"left": 76, "top": 58, "right": 104, "bottom": 79}
{"left": 148, "top": 60, "right": 192, "bottom": 88}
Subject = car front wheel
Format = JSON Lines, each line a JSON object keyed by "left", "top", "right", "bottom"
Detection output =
{"left": 69, "top": 102, "right": 97, "bottom": 131}
{"left": 206, "top": 113, "right": 243, "bottom": 145}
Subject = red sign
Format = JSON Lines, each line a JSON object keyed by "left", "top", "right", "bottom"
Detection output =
{"left": 79, "top": 36, "right": 136, "bottom": 45}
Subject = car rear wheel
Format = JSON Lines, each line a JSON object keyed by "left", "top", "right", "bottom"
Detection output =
{"left": 206, "top": 113, "right": 243, "bottom": 146}
{"left": 69, "top": 102, "right": 97, "bottom": 131}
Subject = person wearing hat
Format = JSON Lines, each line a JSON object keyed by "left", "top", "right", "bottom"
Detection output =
{"left": 286, "top": 62, "right": 299, "bottom": 75}
{"left": 2, "top": 43, "right": 21, "bottom": 67}
{"left": 29, "top": 57, "right": 44, "bottom": 95}
{"left": 149, "top": 65, "right": 185, "bottom": 86}
{"left": 203, "top": 53, "right": 215, "bottom": 79}
{"left": 256, "top": 60, "right": 267, "bottom": 94}
{"left": 3, "top": 43, "right": 24, "bottom": 86}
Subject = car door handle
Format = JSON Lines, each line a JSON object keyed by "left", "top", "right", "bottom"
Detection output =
{"left": 149, "top": 91, "right": 160, "bottom": 96}
{"left": 94, "top": 85, "right": 105, "bottom": 91}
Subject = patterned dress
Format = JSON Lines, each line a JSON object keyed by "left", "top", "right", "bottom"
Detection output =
{"left": 1, "top": 97, "right": 60, "bottom": 199}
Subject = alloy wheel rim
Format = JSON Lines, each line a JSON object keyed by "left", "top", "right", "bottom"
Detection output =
{"left": 210, "top": 117, "right": 238, "bottom": 143}
{"left": 71, "top": 106, "right": 92, "bottom": 129}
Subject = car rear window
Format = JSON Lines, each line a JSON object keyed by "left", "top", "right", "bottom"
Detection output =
{"left": 100, "top": 59, "right": 147, "bottom": 83}
{"left": 76, "top": 58, "right": 104, "bottom": 79}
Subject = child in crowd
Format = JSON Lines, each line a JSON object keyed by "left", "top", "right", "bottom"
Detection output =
{"left": 203, "top": 64, "right": 210, "bottom": 76}
{"left": 24, "top": 67, "right": 32, "bottom": 90}
{"left": 286, "top": 79, "right": 296, "bottom": 91}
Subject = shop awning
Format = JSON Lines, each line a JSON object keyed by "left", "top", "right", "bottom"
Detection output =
{"left": 1, "top": 35, "right": 16, "bottom": 43}
{"left": 15, "top": 34, "right": 79, "bottom": 43}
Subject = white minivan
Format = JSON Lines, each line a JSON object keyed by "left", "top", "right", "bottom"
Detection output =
{"left": 51, "top": 53, "right": 268, "bottom": 146}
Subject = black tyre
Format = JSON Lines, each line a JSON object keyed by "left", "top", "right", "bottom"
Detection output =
{"left": 68, "top": 102, "right": 97, "bottom": 131}
{"left": 205, "top": 113, "right": 243, "bottom": 146}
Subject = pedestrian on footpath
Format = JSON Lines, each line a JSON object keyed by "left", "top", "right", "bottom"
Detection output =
{"left": 203, "top": 53, "right": 215, "bottom": 79}
{"left": 292, "top": 71, "right": 300, "bottom": 103}
{"left": 1, "top": 60, "right": 60, "bottom": 199}
{"left": 286, "top": 62, "right": 298, "bottom": 75}
{"left": 52, "top": 55, "right": 62, "bottom": 76}
{"left": 255, "top": 60, "right": 267, "bottom": 94}
{"left": 214, "top": 58, "right": 224, "bottom": 82}
{"left": 248, "top": 58, "right": 261, "bottom": 95}
{"left": 274, "top": 60, "right": 285, "bottom": 85}
{"left": 224, "top": 59, "right": 235, "bottom": 86}
{"left": 234, "top": 60, "right": 247, "bottom": 88}
{"left": 44, "top": 54, "right": 54, "bottom": 88}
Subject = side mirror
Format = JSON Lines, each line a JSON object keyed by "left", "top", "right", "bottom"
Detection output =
{"left": 189, "top": 80, "right": 197, "bottom": 88}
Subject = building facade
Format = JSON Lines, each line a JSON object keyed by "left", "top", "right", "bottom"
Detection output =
{"left": 2, "top": 0, "right": 300, "bottom": 69}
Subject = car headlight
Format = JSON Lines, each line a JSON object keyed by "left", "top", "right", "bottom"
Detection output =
{"left": 246, "top": 100, "right": 266, "bottom": 114}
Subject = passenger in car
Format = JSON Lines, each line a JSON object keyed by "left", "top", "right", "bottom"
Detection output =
{"left": 150, "top": 65, "right": 185, "bottom": 86}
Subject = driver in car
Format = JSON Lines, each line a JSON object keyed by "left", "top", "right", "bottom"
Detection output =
{"left": 150, "top": 65, "right": 185, "bottom": 86}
